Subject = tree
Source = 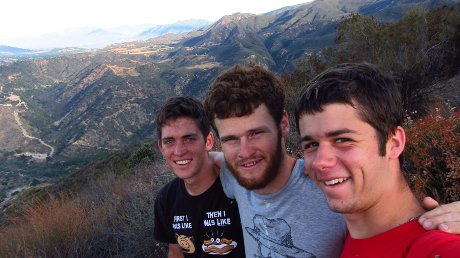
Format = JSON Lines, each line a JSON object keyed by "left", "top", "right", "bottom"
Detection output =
{"left": 309, "top": 5, "right": 460, "bottom": 116}
{"left": 127, "top": 142, "right": 158, "bottom": 168}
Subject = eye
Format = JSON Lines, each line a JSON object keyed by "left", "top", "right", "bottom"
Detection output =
{"left": 215, "top": 238, "right": 220, "bottom": 243}
{"left": 220, "top": 136, "right": 238, "bottom": 144}
{"left": 162, "top": 138, "right": 174, "bottom": 145}
{"left": 302, "top": 142, "right": 318, "bottom": 152}
{"left": 248, "top": 130, "right": 264, "bottom": 139}
{"left": 336, "top": 138, "right": 351, "bottom": 144}
{"left": 184, "top": 136, "right": 196, "bottom": 142}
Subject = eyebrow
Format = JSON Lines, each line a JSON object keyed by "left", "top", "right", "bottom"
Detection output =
{"left": 182, "top": 133, "right": 198, "bottom": 138}
{"left": 219, "top": 135, "right": 234, "bottom": 141}
{"left": 219, "top": 126, "right": 269, "bottom": 142}
{"left": 301, "top": 128, "right": 357, "bottom": 142}
{"left": 161, "top": 133, "right": 198, "bottom": 141}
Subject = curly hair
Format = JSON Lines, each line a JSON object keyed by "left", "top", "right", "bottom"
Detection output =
{"left": 203, "top": 64, "right": 285, "bottom": 135}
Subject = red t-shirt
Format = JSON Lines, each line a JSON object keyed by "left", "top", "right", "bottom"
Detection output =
{"left": 341, "top": 220, "right": 460, "bottom": 257}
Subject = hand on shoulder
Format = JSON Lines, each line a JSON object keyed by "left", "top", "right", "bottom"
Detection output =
{"left": 419, "top": 197, "right": 460, "bottom": 234}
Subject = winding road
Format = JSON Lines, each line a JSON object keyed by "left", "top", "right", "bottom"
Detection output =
{"left": 14, "top": 110, "right": 55, "bottom": 159}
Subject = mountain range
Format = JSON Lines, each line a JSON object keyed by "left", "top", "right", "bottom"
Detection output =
{"left": 0, "top": 0, "right": 457, "bottom": 188}
{"left": 0, "top": 19, "right": 210, "bottom": 51}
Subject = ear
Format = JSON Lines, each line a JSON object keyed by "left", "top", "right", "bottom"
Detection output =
{"left": 205, "top": 131, "right": 214, "bottom": 151}
{"left": 280, "top": 111, "right": 290, "bottom": 137}
{"left": 157, "top": 139, "right": 164, "bottom": 153}
{"left": 387, "top": 126, "right": 406, "bottom": 160}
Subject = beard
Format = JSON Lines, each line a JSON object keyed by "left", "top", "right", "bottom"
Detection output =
{"left": 226, "top": 131, "right": 283, "bottom": 190}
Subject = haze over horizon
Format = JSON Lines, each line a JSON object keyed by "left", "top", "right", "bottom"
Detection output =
{"left": 1, "top": 0, "right": 311, "bottom": 49}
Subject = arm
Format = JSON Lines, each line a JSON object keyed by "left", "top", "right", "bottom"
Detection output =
{"left": 168, "top": 243, "right": 184, "bottom": 258}
{"left": 419, "top": 197, "right": 460, "bottom": 233}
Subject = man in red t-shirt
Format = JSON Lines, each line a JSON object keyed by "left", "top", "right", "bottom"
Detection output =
{"left": 294, "top": 62, "right": 460, "bottom": 257}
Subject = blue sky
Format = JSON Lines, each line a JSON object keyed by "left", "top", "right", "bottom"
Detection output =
{"left": 1, "top": 0, "right": 310, "bottom": 41}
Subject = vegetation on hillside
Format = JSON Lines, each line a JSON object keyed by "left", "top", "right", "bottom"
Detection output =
{"left": 0, "top": 145, "right": 171, "bottom": 257}
{"left": 0, "top": 1, "right": 451, "bottom": 177}
{"left": 294, "top": 5, "right": 460, "bottom": 116}
{"left": 284, "top": 4, "right": 460, "bottom": 204}
{"left": 0, "top": 4, "right": 458, "bottom": 257}
{"left": 404, "top": 106, "right": 460, "bottom": 203}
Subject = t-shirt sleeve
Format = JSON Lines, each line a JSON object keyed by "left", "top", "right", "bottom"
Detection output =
{"left": 408, "top": 230, "right": 460, "bottom": 257}
{"left": 219, "top": 164, "right": 235, "bottom": 199}
{"left": 428, "top": 240, "right": 460, "bottom": 257}
{"left": 153, "top": 189, "right": 176, "bottom": 244}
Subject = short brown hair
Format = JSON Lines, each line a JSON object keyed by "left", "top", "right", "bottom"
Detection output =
{"left": 294, "top": 62, "right": 403, "bottom": 156}
{"left": 204, "top": 64, "right": 285, "bottom": 135}
{"left": 155, "top": 96, "right": 211, "bottom": 140}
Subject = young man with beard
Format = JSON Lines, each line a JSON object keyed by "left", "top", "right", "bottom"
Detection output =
{"left": 153, "top": 96, "right": 244, "bottom": 257}
{"left": 203, "top": 64, "right": 460, "bottom": 258}
{"left": 204, "top": 65, "right": 347, "bottom": 257}
{"left": 294, "top": 62, "right": 460, "bottom": 256}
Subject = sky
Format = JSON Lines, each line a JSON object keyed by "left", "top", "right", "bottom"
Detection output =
{"left": 1, "top": 0, "right": 310, "bottom": 41}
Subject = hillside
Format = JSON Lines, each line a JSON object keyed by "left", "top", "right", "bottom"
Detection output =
{"left": 0, "top": 0, "right": 457, "bottom": 199}
{"left": 0, "top": 1, "right": 458, "bottom": 255}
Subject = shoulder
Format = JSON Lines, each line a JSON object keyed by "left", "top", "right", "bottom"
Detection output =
{"left": 156, "top": 178, "right": 182, "bottom": 201}
{"left": 159, "top": 177, "right": 181, "bottom": 192}
{"left": 293, "top": 159, "right": 304, "bottom": 173}
{"left": 291, "top": 159, "right": 313, "bottom": 185}
{"left": 219, "top": 163, "right": 238, "bottom": 186}
{"left": 218, "top": 165, "right": 238, "bottom": 198}
{"left": 408, "top": 229, "right": 460, "bottom": 257}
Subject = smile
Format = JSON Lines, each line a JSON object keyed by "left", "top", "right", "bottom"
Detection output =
{"left": 324, "top": 177, "right": 349, "bottom": 186}
{"left": 175, "top": 159, "right": 191, "bottom": 165}
{"left": 242, "top": 161, "right": 257, "bottom": 167}
{"left": 240, "top": 159, "right": 262, "bottom": 168}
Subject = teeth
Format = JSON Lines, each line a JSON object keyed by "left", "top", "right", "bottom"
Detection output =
{"left": 175, "top": 160, "right": 191, "bottom": 165}
{"left": 325, "top": 178, "right": 348, "bottom": 186}
{"left": 242, "top": 161, "right": 257, "bottom": 167}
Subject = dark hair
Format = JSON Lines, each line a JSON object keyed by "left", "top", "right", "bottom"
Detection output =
{"left": 155, "top": 96, "right": 211, "bottom": 140}
{"left": 204, "top": 64, "right": 285, "bottom": 135}
{"left": 294, "top": 62, "right": 403, "bottom": 156}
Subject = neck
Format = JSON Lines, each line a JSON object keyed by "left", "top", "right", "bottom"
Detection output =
{"left": 345, "top": 182, "right": 425, "bottom": 239}
{"left": 183, "top": 156, "right": 218, "bottom": 196}
{"left": 255, "top": 151, "right": 296, "bottom": 195}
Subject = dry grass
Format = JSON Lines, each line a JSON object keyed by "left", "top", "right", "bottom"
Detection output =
{"left": 0, "top": 106, "right": 457, "bottom": 257}
{"left": 0, "top": 197, "right": 95, "bottom": 257}
{"left": 0, "top": 162, "right": 173, "bottom": 258}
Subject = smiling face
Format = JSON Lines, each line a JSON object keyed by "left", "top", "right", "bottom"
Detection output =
{"left": 298, "top": 103, "right": 395, "bottom": 214}
{"left": 214, "top": 104, "right": 287, "bottom": 191}
{"left": 158, "top": 117, "right": 213, "bottom": 181}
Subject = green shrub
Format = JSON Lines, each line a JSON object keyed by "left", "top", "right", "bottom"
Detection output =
{"left": 128, "top": 142, "right": 159, "bottom": 169}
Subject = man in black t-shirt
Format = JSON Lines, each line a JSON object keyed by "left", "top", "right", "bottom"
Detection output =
{"left": 154, "top": 96, "right": 244, "bottom": 257}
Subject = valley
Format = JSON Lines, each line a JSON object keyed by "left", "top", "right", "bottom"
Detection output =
{"left": 0, "top": 94, "right": 53, "bottom": 158}
{"left": 14, "top": 108, "right": 55, "bottom": 159}
{"left": 0, "top": 0, "right": 457, "bottom": 205}
{"left": 0, "top": 93, "right": 55, "bottom": 205}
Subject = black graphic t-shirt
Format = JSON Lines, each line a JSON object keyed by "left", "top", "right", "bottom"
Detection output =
{"left": 154, "top": 176, "right": 245, "bottom": 257}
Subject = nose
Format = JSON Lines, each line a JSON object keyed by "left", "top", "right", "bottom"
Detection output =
{"left": 238, "top": 137, "right": 255, "bottom": 158}
{"left": 173, "top": 141, "right": 187, "bottom": 156}
{"left": 311, "top": 144, "right": 335, "bottom": 172}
